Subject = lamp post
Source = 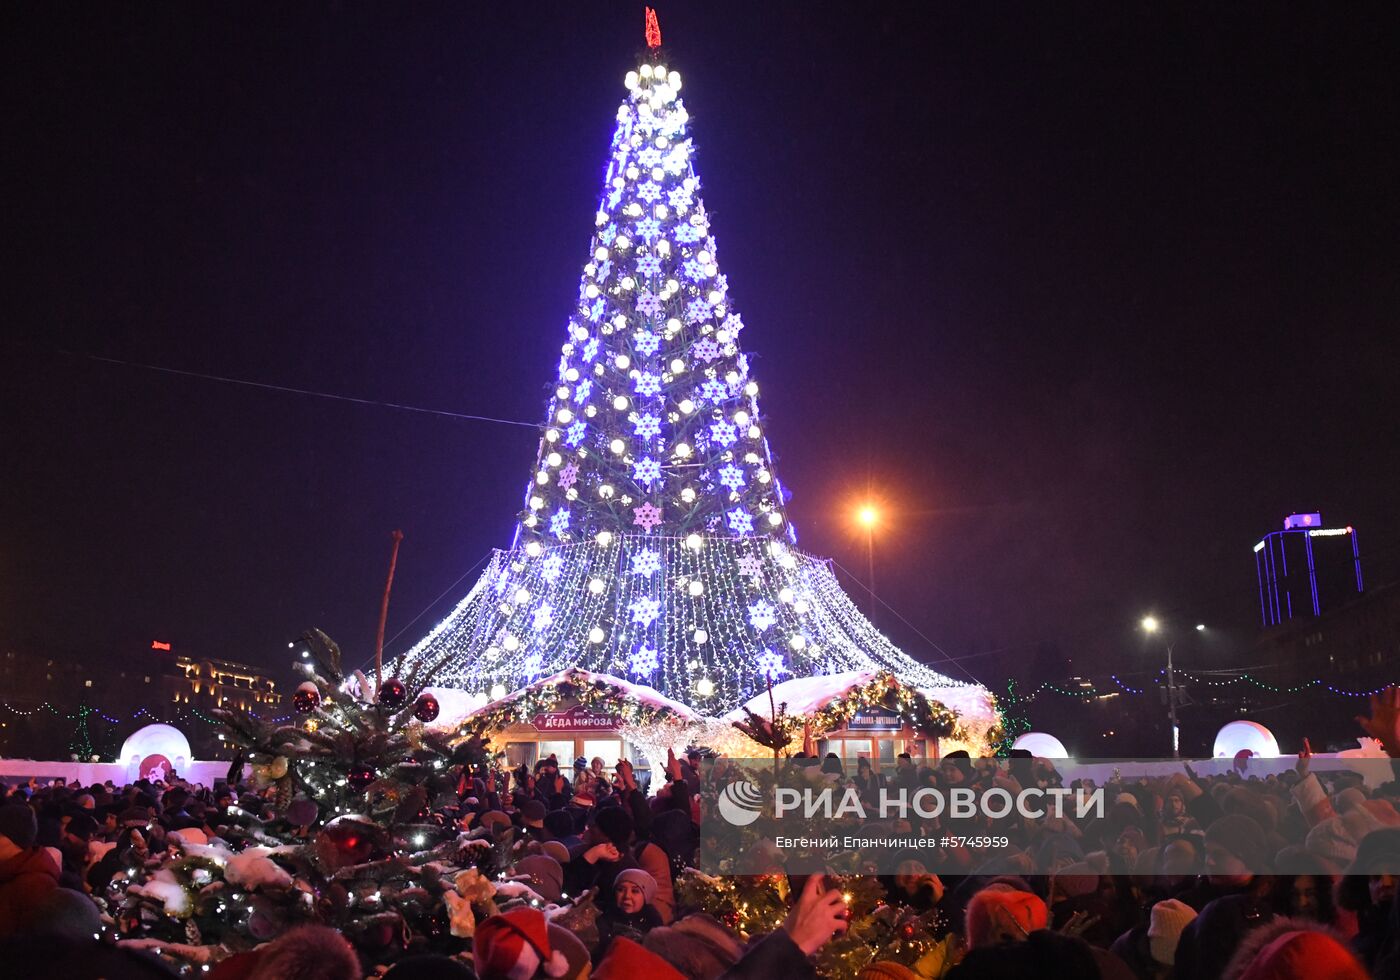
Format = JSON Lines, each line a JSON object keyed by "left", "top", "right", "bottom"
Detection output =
{"left": 857, "top": 504, "right": 879, "bottom": 626}
{"left": 1142, "top": 615, "right": 1181, "bottom": 758}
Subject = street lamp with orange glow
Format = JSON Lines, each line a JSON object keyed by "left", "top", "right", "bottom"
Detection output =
{"left": 856, "top": 504, "right": 880, "bottom": 625}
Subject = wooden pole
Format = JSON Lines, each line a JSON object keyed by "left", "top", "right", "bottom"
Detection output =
{"left": 374, "top": 530, "right": 405, "bottom": 692}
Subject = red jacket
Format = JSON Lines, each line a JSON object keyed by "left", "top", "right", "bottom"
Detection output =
{"left": 0, "top": 846, "right": 61, "bottom": 937}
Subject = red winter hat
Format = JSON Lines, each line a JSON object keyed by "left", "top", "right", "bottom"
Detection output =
{"left": 594, "top": 936, "right": 685, "bottom": 980}
{"left": 473, "top": 908, "right": 569, "bottom": 979}
{"left": 1237, "top": 929, "right": 1368, "bottom": 980}
{"left": 964, "top": 887, "right": 1048, "bottom": 949}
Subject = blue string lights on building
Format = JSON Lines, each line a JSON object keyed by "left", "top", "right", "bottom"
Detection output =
{"left": 396, "top": 47, "right": 977, "bottom": 712}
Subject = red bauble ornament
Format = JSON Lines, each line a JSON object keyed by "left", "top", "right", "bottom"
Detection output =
{"left": 347, "top": 764, "right": 376, "bottom": 792}
{"left": 412, "top": 692, "right": 440, "bottom": 723}
{"left": 292, "top": 681, "right": 321, "bottom": 715}
{"left": 316, "top": 815, "right": 381, "bottom": 870}
{"left": 378, "top": 678, "right": 407, "bottom": 709}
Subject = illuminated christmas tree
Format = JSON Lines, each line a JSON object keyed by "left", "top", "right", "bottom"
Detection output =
{"left": 400, "top": 19, "right": 980, "bottom": 714}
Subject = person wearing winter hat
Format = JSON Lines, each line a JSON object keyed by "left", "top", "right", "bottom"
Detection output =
{"left": 0, "top": 803, "right": 60, "bottom": 937}
{"left": 596, "top": 867, "right": 663, "bottom": 958}
{"left": 1108, "top": 897, "right": 1195, "bottom": 980}
{"left": 1173, "top": 892, "right": 1276, "bottom": 980}
{"left": 1148, "top": 899, "right": 1197, "bottom": 969}
{"left": 594, "top": 936, "right": 684, "bottom": 980}
{"left": 1221, "top": 917, "right": 1368, "bottom": 980}
{"left": 1204, "top": 814, "right": 1272, "bottom": 886}
{"left": 642, "top": 913, "right": 745, "bottom": 979}
{"left": 474, "top": 907, "right": 570, "bottom": 980}
{"left": 546, "top": 921, "right": 591, "bottom": 980}
{"left": 515, "top": 853, "right": 565, "bottom": 904}
{"left": 964, "top": 886, "right": 1048, "bottom": 949}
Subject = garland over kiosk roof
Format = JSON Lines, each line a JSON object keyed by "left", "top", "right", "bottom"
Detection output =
{"left": 399, "top": 16, "right": 996, "bottom": 740}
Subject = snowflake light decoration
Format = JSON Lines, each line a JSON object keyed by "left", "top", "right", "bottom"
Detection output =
{"left": 599, "top": 223, "right": 617, "bottom": 245}
{"left": 629, "top": 644, "right": 660, "bottom": 676}
{"left": 574, "top": 379, "right": 593, "bottom": 403}
{"left": 635, "top": 217, "right": 661, "bottom": 242}
{"left": 634, "top": 331, "right": 661, "bottom": 355}
{"left": 692, "top": 337, "right": 721, "bottom": 362}
{"left": 583, "top": 337, "right": 600, "bottom": 361}
{"left": 710, "top": 420, "right": 737, "bottom": 447}
{"left": 550, "top": 509, "right": 571, "bottom": 538}
{"left": 748, "top": 599, "right": 777, "bottom": 632}
{"left": 558, "top": 462, "right": 579, "bottom": 491}
{"left": 674, "top": 222, "right": 701, "bottom": 244}
{"left": 685, "top": 298, "right": 712, "bottom": 324}
{"left": 541, "top": 554, "right": 564, "bottom": 583}
{"left": 522, "top": 653, "right": 544, "bottom": 678}
{"left": 531, "top": 603, "right": 553, "bottom": 631}
{"left": 756, "top": 650, "right": 787, "bottom": 678}
{"left": 636, "top": 292, "right": 663, "bottom": 316}
{"left": 700, "top": 379, "right": 729, "bottom": 403}
{"left": 633, "top": 414, "right": 661, "bottom": 440}
{"left": 667, "top": 185, "right": 693, "bottom": 210}
{"left": 634, "top": 372, "right": 661, "bottom": 397}
{"left": 727, "top": 508, "right": 754, "bottom": 535}
{"left": 565, "top": 421, "right": 587, "bottom": 447}
{"left": 637, "top": 146, "right": 662, "bottom": 168}
{"left": 636, "top": 181, "right": 661, "bottom": 202}
{"left": 723, "top": 312, "right": 745, "bottom": 336}
{"left": 629, "top": 597, "right": 662, "bottom": 627}
{"left": 635, "top": 254, "right": 662, "bottom": 277}
{"left": 682, "top": 258, "right": 705, "bottom": 282}
{"left": 633, "top": 456, "right": 662, "bottom": 487}
{"left": 736, "top": 553, "right": 765, "bottom": 578}
{"left": 632, "top": 502, "right": 662, "bottom": 532}
{"left": 631, "top": 549, "right": 661, "bottom": 577}
{"left": 718, "top": 464, "right": 745, "bottom": 491}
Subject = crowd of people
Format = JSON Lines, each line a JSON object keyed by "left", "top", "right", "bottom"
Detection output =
{"left": 0, "top": 688, "right": 1398, "bottom": 979}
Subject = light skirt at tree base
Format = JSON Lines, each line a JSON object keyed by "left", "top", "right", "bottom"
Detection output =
{"left": 396, "top": 534, "right": 998, "bottom": 748}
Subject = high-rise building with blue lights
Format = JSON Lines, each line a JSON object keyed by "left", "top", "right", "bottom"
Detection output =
{"left": 1254, "top": 512, "right": 1363, "bottom": 626}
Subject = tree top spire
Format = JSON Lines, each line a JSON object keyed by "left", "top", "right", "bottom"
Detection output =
{"left": 645, "top": 7, "right": 662, "bottom": 51}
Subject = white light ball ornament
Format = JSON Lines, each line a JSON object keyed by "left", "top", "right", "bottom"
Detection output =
{"left": 1012, "top": 732, "right": 1069, "bottom": 759}
{"left": 1213, "top": 721, "right": 1280, "bottom": 759}
{"left": 588, "top": 627, "right": 606, "bottom": 644}
{"left": 624, "top": 71, "right": 639, "bottom": 90}
{"left": 588, "top": 578, "right": 605, "bottom": 594}
{"left": 693, "top": 629, "right": 708, "bottom": 644}
{"left": 685, "top": 533, "right": 703, "bottom": 550}
{"left": 696, "top": 678, "right": 714, "bottom": 696}
{"left": 595, "top": 530, "right": 613, "bottom": 546}
{"left": 490, "top": 683, "right": 508, "bottom": 700}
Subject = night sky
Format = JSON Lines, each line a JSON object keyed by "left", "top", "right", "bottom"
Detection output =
{"left": 5, "top": 4, "right": 1399, "bottom": 690}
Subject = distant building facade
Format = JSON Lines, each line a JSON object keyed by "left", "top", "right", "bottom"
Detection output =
{"left": 0, "top": 642, "right": 283, "bottom": 762}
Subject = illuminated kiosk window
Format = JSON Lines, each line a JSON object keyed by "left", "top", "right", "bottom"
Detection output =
{"left": 472, "top": 669, "right": 702, "bottom": 785}
{"left": 728, "top": 672, "right": 957, "bottom": 771}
